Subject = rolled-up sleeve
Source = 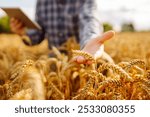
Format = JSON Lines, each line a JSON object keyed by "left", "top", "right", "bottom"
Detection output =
{"left": 79, "top": 0, "right": 103, "bottom": 49}
{"left": 26, "top": 0, "right": 45, "bottom": 45}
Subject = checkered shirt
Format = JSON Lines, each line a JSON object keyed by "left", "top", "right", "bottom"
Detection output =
{"left": 27, "top": 0, "right": 103, "bottom": 49}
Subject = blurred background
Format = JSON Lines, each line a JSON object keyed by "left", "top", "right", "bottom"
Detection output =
{"left": 0, "top": 0, "right": 150, "bottom": 32}
{"left": 0, "top": 0, "right": 150, "bottom": 100}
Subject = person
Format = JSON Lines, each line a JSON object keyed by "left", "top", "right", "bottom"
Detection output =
{"left": 10, "top": 0, "right": 115, "bottom": 64}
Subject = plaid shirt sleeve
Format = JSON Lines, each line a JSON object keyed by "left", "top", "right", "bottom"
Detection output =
{"left": 26, "top": 0, "right": 45, "bottom": 45}
{"left": 26, "top": 0, "right": 103, "bottom": 48}
{"left": 79, "top": 0, "right": 103, "bottom": 49}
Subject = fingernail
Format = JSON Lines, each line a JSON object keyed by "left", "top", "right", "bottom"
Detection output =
{"left": 86, "top": 61, "right": 93, "bottom": 65}
{"left": 71, "top": 57, "right": 77, "bottom": 62}
{"left": 77, "top": 56, "right": 85, "bottom": 63}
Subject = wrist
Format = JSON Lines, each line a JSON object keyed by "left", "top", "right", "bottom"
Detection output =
{"left": 21, "top": 35, "right": 32, "bottom": 46}
{"left": 20, "top": 27, "right": 28, "bottom": 36}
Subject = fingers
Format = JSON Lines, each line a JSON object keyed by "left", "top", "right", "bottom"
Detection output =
{"left": 10, "top": 17, "right": 25, "bottom": 35}
{"left": 98, "top": 30, "right": 115, "bottom": 44}
{"left": 82, "top": 30, "right": 115, "bottom": 54}
{"left": 71, "top": 56, "right": 93, "bottom": 65}
{"left": 72, "top": 56, "right": 85, "bottom": 63}
{"left": 15, "top": 21, "right": 24, "bottom": 29}
{"left": 10, "top": 18, "right": 19, "bottom": 28}
{"left": 71, "top": 30, "right": 115, "bottom": 65}
{"left": 10, "top": 18, "right": 24, "bottom": 29}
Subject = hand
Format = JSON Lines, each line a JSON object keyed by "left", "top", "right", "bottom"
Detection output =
{"left": 73, "top": 30, "right": 115, "bottom": 64}
{"left": 10, "top": 17, "right": 26, "bottom": 35}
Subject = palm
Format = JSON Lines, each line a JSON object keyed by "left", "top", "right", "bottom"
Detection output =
{"left": 75, "top": 30, "right": 115, "bottom": 64}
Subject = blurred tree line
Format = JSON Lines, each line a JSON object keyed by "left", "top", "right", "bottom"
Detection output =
{"left": 121, "top": 23, "right": 135, "bottom": 32}
{"left": 103, "top": 23, "right": 113, "bottom": 32}
{"left": 103, "top": 22, "right": 135, "bottom": 32}
{"left": 0, "top": 16, "right": 11, "bottom": 33}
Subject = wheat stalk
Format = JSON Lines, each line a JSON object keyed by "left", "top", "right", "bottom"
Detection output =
{"left": 72, "top": 50, "right": 95, "bottom": 63}
{"left": 120, "top": 59, "right": 146, "bottom": 71}
{"left": 98, "top": 63, "right": 132, "bottom": 82}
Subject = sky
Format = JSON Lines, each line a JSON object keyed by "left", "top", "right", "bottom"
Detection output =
{"left": 0, "top": 0, "right": 150, "bottom": 31}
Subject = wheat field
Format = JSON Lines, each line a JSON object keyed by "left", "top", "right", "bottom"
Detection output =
{"left": 0, "top": 32, "right": 150, "bottom": 100}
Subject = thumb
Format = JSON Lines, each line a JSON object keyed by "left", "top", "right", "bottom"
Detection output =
{"left": 98, "top": 30, "right": 115, "bottom": 44}
{"left": 82, "top": 30, "right": 115, "bottom": 55}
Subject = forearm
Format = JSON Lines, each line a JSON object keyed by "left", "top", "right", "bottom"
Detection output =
{"left": 79, "top": 0, "right": 103, "bottom": 49}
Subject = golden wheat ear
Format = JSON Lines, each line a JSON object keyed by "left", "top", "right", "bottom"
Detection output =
{"left": 9, "top": 88, "right": 32, "bottom": 100}
{"left": 72, "top": 50, "right": 95, "bottom": 63}
{"left": 21, "top": 35, "right": 32, "bottom": 46}
{"left": 98, "top": 63, "right": 132, "bottom": 82}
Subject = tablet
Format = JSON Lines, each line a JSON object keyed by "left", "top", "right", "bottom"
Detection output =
{"left": 1, "top": 7, "right": 42, "bottom": 30}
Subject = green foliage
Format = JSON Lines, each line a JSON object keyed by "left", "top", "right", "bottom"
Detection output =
{"left": 121, "top": 23, "right": 135, "bottom": 32}
{"left": 103, "top": 23, "right": 113, "bottom": 32}
{"left": 0, "top": 16, "right": 11, "bottom": 33}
